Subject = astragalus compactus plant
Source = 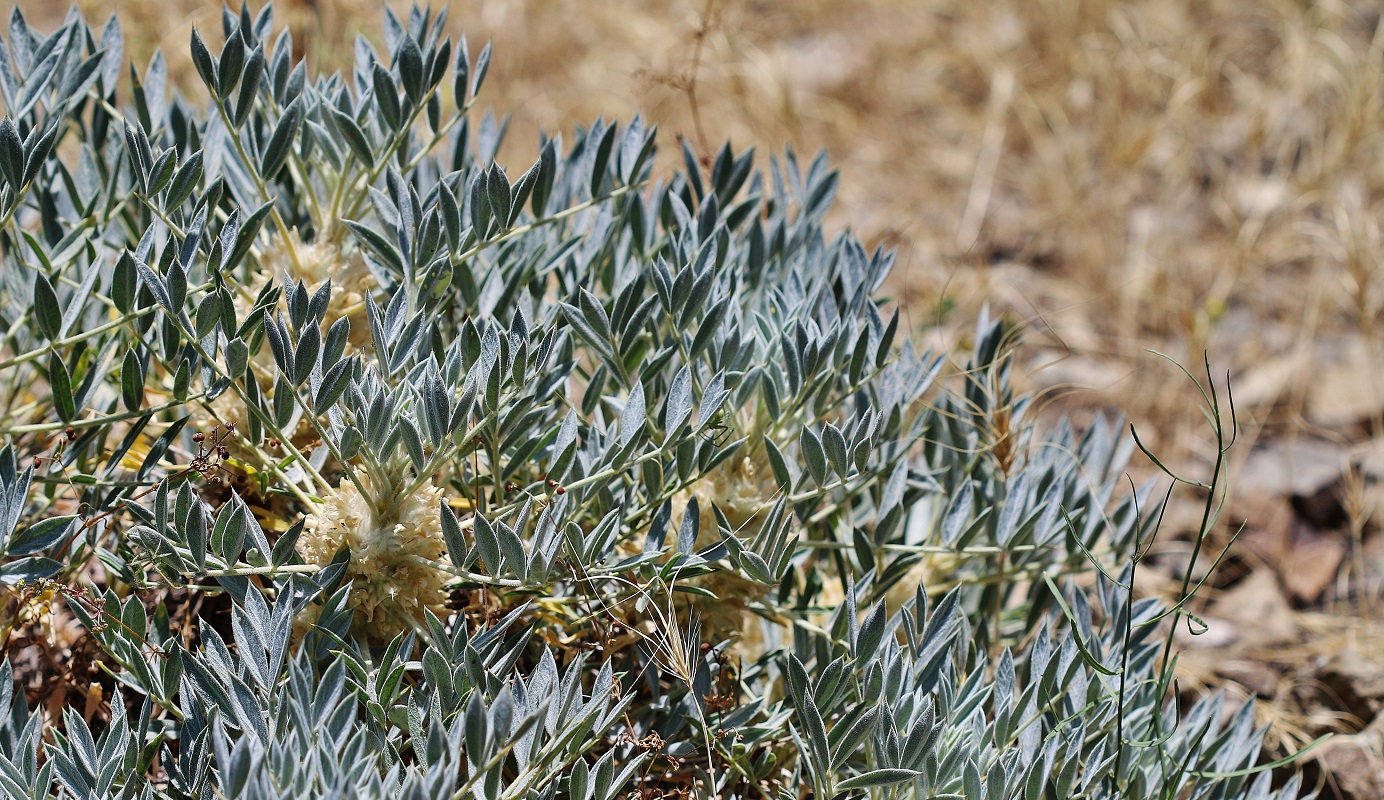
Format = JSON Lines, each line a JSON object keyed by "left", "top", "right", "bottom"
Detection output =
{"left": 0, "top": 5, "right": 1307, "bottom": 799}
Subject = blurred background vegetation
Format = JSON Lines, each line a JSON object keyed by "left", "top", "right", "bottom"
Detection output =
{"left": 6, "top": 0, "right": 1384, "bottom": 793}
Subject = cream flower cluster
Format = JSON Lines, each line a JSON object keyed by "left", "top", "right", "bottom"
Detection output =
{"left": 298, "top": 477, "right": 450, "bottom": 641}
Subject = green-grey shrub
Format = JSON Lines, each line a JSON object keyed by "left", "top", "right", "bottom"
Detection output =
{"left": 0, "top": 4, "right": 1306, "bottom": 799}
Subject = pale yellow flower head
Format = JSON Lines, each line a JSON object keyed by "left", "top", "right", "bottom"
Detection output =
{"left": 299, "top": 476, "right": 450, "bottom": 641}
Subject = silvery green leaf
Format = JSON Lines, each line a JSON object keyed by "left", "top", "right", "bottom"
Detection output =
{"left": 644, "top": 500, "right": 671, "bottom": 554}
{"left": 0, "top": 39, "right": 12, "bottom": 111}
{"left": 799, "top": 693, "right": 830, "bottom": 775}
{"left": 218, "top": 207, "right": 243, "bottom": 272}
{"left": 829, "top": 704, "right": 879, "bottom": 770}
{"left": 439, "top": 500, "right": 467, "bottom": 567}
{"left": 485, "top": 163, "right": 511, "bottom": 234}
{"left": 190, "top": 28, "right": 218, "bottom": 95}
{"left": 308, "top": 280, "right": 331, "bottom": 326}
{"left": 439, "top": 179, "right": 460, "bottom": 250}
{"left": 121, "top": 349, "right": 143, "bottom": 412}
{"left": 881, "top": 460, "right": 908, "bottom": 515}
{"left": 677, "top": 497, "right": 698, "bottom": 555}
{"left": 471, "top": 40, "right": 491, "bottom": 97}
{"left": 218, "top": 28, "right": 245, "bottom": 97}
{"left": 473, "top": 513, "right": 500, "bottom": 574}
{"left": 739, "top": 550, "right": 771, "bottom": 583}
{"left": 141, "top": 50, "right": 170, "bottom": 133}
{"left": 31, "top": 272, "right": 60, "bottom": 340}
{"left": 372, "top": 61, "right": 401, "bottom": 130}
{"left": 271, "top": 519, "right": 302, "bottom": 567}
{"left": 800, "top": 426, "right": 827, "bottom": 487}
{"left": 293, "top": 324, "right": 319, "bottom": 386}
{"left": 3, "top": 8, "right": 30, "bottom": 74}
{"left": 452, "top": 377, "right": 478, "bottom": 432}
{"left": 325, "top": 104, "right": 373, "bottom": 167}
{"left": 941, "top": 481, "right": 974, "bottom": 547}
{"left": 821, "top": 422, "right": 848, "bottom": 478}
{"left": 560, "top": 302, "right": 614, "bottom": 363}
{"left": 186, "top": 498, "right": 207, "bottom": 571}
{"left": 568, "top": 755, "right": 589, "bottom": 800}
{"left": 680, "top": 139, "right": 704, "bottom": 201}
{"left": 55, "top": 48, "right": 104, "bottom": 110}
{"left": 693, "top": 372, "right": 727, "bottom": 433}
{"left": 398, "top": 35, "right": 425, "bottom": 103}
{"left": 532, "top": 136, "right": 557, "bottom": 216}
{"left": 314, "top": 357, "right": 352, "bottom": 411}
{"left": 48, "top": 354, "right": 74, "bottom": 422}
{"left": 588, "top": 121, "right": 616, "bottom": 198}
{"left": 495, "top": 520, "right": 527, "bottom": 582}
{"left": 422, "top": 371, "right": 449, "bottom": 445}
{"left": 855, "top": 602, "right": 888, "bottom": 663}
{"left": 146, "top": 148, "right": 178, "bottom": 196}
{"left": 837, "top": 769, "right": 920, "bottom": 790}
{"left": 400, "top": 417, "right": 426, "bottom": 470}
{"left": 180, "top": 204, "right": 208, "bottom": 269}
{"left": 452, "top": 38, "right": 469, "bottom": 104}
{"left": 124, "top": 122, "right": 150, "bottom": 191}
{"left": 97, "top": 14, "right": 122, "bottom": 92}
{"left": 0, "top": 117, "right": 26, "bottom": 188}
{"left": 339, "top": 425, "right": 362, "bottom": 459}
{"left": 172, "top": 357, "right": 190, "bottom": 401}
{"left": 226, "top": 337, "right": 249, "bottom": 378}
{"left": 382, "top": 5, "right": 404, "bottom": 51}
{"left": 665, "top": 365, "right": 692, "bottom": 435}
{"left": 166, "top": 260, "right": 187, "bottom": 312}
{"left": 996, "top": 472, "right": 1029, "bottom": 547}
{"left": 508, "top": 156, "right": 542, "bottom": 226}
{"left": 0, "top": 557, "right": 60, "bottom": 585}
{"left": 8, "top": 515, "right": 76, "bottom": 556}
{"left": 618, "top": 381, "right": 645, "bottom": 448}
{"left": 323, "top": 316, "right": 350, "bottom": 369}
{"left": 345, "top": 219, "right": 405, "bottom": 273}
{"left": 877, "top": 307, "right": 899, "bottom": 368}
{"left": 264, "top": 313, "right": 293, "bottom": 377}
{"left": 21, "top": 122, "right": 58, "bottom": 186}
{"left": 259, "top": 95, "right": 302, "bottom": 177}
{"left": 622, "top": 120, "right": 657, "bottom": 184}
{"left": 901, "top": 699, "right": 938, "bottom": 766}
{"left": 53, "top": 258, "right": 98, "bottom": 343}
{"left": 15, "top": 41, "right": 61, "bottom": 119}
{"left": 232, "top": 45, "right": 264, "bottom": 127}
{"left": 689, "top": 296, "right": 729, "bottom": 358}
{"left": 284, "top": 60, "right": 306, "bottom": 103}
{"left": 272, "top": 375, "right": 294, "bottom": 428}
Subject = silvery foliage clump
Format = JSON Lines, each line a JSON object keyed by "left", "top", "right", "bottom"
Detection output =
{"left": 0, "top": 4, "right": 1305, "bottom": 799}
